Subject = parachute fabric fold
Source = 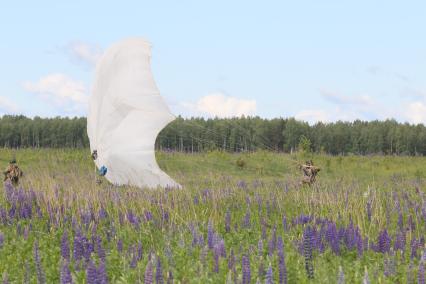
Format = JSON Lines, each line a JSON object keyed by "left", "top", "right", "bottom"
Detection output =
{"left": 87, "top": 38, "right": 181, "bottom": 189}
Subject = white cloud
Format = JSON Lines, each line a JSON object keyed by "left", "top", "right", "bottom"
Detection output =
{"left": 66, "top": 41, "right": 102, "bottom": 67}
{"left": 182, "top": 92, "right": 256, "bottom": 118}
{"left": 404, "top": 101, "right": 426, "bottom": 124}
{"left": 320, "top": 89, "right": 374, "bottom": 106}
{"left": 0, "top": 96, "right": 20, "bottom": 113}
{"left": 22, "top": 73, "right": 88, "bottom": 114}
{"left": 295, "top": 110, "right": 330, "bottom": 124}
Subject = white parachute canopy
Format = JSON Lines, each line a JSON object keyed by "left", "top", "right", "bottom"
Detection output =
{"left": 87, "top": 38, "right": 181, "bottom": 189}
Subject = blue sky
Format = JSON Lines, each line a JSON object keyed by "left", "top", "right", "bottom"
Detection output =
{"left": 1, "top": 0, "right": 425, "bottom": 123}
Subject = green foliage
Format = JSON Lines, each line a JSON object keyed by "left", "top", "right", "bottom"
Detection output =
{"left": 298, "top": 135, "right": 312, "bottom": 153}
{"left": 2, "top": 115, "right": 426, "bottom": 157}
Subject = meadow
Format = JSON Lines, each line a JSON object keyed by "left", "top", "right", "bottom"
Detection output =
{"left": 0, "top": 148, "right": 425, "bottom": 283}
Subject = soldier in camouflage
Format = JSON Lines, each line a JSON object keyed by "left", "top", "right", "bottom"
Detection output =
{"left": 300, "top": 160, "right": 320, "bottom": 186}
{"left": 3, "top": 159, "right": 23, "bottom": 186}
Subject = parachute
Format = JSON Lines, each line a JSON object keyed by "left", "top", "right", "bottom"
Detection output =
{"left": 87, "top": 38, "right": 181, "bottom": 189}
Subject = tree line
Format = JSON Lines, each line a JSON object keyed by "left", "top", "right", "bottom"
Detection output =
{"left": 1, "top": 115, "right": 426, "bottom": 155}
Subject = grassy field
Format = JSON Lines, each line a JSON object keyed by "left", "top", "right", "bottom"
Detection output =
{"left": 0, "top": 148, "right": 425, "bottom": 283}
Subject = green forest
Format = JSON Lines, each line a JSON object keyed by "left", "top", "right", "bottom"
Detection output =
{"left": 1, "top": 115, "right": 426, "bottom": 155}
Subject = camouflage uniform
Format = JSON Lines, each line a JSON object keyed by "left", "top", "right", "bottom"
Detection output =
{"left": 300, "top": 160, "right": 320, "bottom": 186}
{"left": 3, "top": 161, "right": 23, "bottom": 186}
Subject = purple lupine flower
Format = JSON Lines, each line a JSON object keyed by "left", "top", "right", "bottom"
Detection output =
{"left": 418, "top": 262, "right": 425, "bottom": 284}
{"left": 394, "top": 231, "right": 406, "bottom": 252}
{"left": 86, "top": 260, "right": 97, "bottom": 284}
{"left": 97, "top": 261, "right": 108, "bottom": 284}
{"left": 278, "top": 237, "right": 287, "bottom": 284}
{"left": 144, "top": 210, "right": 153, "bottom": 222}
{"left": 0, "top": 232, "right": 4, "bottom": 248}
{"left": 261, "top": 219, "right": 267, "bottom": 240}
{"left": 73, "top": 232, "right": 84, "bottom": 262}
{"left": 282, "top": 215, "right": 288, "bottom": 231}
{"left": 61, "top": 231, "right": 70, "bottom": 261}
{"left": 237, "top": 180, "right": 247, "bottom": 189}
{"left": 268, "top": 238, "right": 275, "bottom": 257}
{"left": 213, "top": 245, "right": 220, "bottom": 273}
{"left": 225, "top": 209, "right": 231, "bottom": 233}
{"left": 242, "top": 255, "right": 251, "bottom": 284}
{"left": 208, "top": 221, "right": 214, "bottom": 249}
{"left": 243, "top": 210, "right": 251, "bottom": 228}
{"left": 156, "top": 258, "right": 164, "bottom": 284}
{"left": 326, "top": 222, "right": 339, "bottom": 255}
{"left": 397, "top": 212, "right": 403, "bottom": 231}
{"left": 83, "top": 236, "right": 94, "bottom": 262}
{"left": 117, "top": 239, "right": 123, "bottom": 253}
{"left": 130, "top": 254, "right": 137, "bottom": 268}
{"left": 410, "top": 237, "right": 419, "bottom": 259}
{"left": 34, "top": 241, "right": 46, "bottom": 284}
{"left": 355, "top": 229, "right": 363, "bottom": 257}
{"left": 265, "top": 265, "right": 273, "bottom": 284}
{"left": 137, "top": 243, "right": 143, "bottom": 261}
{"left": 271, "top": 226, "right": 277, "bottom": 250}
{"left": 218, "top": 239, "right": 226, "bottom": 257}
{"left": 303, "top": 226, "right": 314, "bottom": 279}
{"left": 144, "top": 261, "right": 153, "bottom": 284}
{"left": 23, "top": 226, "right": 30, "bottom": 240}
{"left": 344, "top": 222, "right": 355, "bottom": 250}
{"left": 60, "top": 261, "right": 73, "bottom": 284}
{"left": 96, "top": 236, "right": 106, "bottom": 260}
{"left": 377, "top": 229, "right": 391, "bottom": 254}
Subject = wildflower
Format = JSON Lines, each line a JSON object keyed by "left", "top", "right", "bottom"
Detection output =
{"left": 377, "top": 229, "right": 391, "bottom": 254}
{"left": 86, "top": 260, "right": 97, "bottom": 284}
{"left": 60, "top": 261, "right": 73, "bottom": 284}
{"left": 213, "top": 245, "right": 220, "bottom": 273}
{"left": 265, "top": 265, "right": 273, "bottom": 284}
{"left": 208, "top": 221, "right": 214, "bottom": 249}
{"left": 73, "top": 233, "right": 84, "bottom": 262}
{"left": 303, "top": 226, "right": 314, "bottom": 279}
{"left": 144, "top": 261, "right": 153, "bottom": 284}
{"left": 117, "top": 239, "right": 123, "bottom": 253}
{"left": 34, "top": 241, "right": 46, "bottom": 284}
{"left": 419, "top": 261, "right": 425, "bottom": 284}
{"left": 277, "top": 237, "right": 287, "bottom": 284}
{"left": 156, "top": 258, "right": 164, "bottom": 284}
{"left": 98, "top": 261, "right": 108, "bottom": 284}
{"left": 242, "top": 255, "right": 251, "bottom": 284}
{"left": 61, "top": 231, "right": 70, "bottom": 261}
{"left": 243, "top": 210, "right": 251, "bottom": 228}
